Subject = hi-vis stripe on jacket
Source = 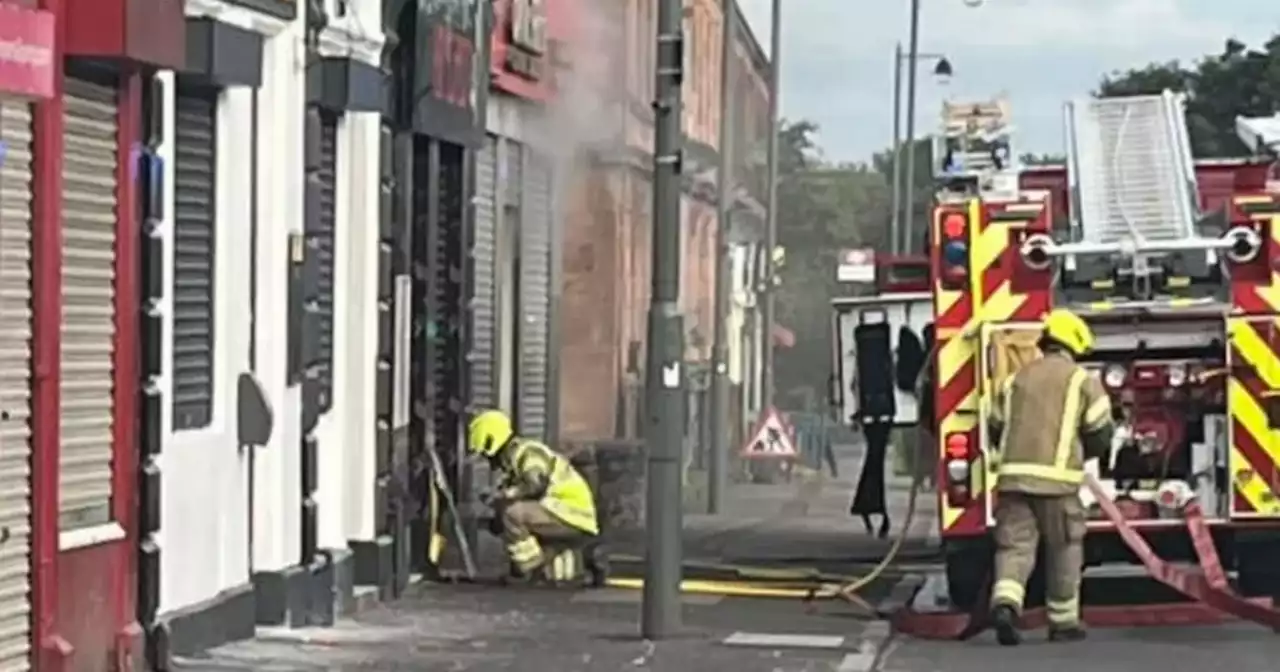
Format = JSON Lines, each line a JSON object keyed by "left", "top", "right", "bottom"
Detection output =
{"left": 504, "top": 440, "right": 600, "bottom": 535}
{"left": 989, "top": 352, "right": 1111, "bottom": 496}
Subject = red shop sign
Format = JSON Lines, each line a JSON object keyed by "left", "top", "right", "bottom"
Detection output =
{"left": 0, "top": 3, "right": 55, "bottom": 99}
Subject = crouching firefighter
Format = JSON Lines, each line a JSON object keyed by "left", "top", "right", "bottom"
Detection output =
{"left": 467, "top": 410, "right": 608, "bottom": 586}
{"left": 986, "top": 309, "right": 1115, "bottom": 646}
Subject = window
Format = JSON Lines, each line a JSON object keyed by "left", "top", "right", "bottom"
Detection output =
{"left": 171, "top": 88, "right": 218, "bottom": 430}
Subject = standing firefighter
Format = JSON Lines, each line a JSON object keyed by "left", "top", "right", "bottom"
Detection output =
{"left": 987, "top": 309, "right": 1115, "bottom": 645}
{"left": 467, "top": 410, "right": 606, "bottom": 585}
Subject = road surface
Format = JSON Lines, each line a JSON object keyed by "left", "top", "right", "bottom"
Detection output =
{"left": 175, "top": 578, "right": 1280, "bottom": 671}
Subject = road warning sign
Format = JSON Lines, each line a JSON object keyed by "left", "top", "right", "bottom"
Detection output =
{"left": 740, "top": 407, "right": 798, "bottom": 459}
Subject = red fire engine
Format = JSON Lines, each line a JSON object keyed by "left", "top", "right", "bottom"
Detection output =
{"left": 837, "top": 96, "right": 1280, "bottom": 620}
{"left": 931, "top": 95, "right": 1280, "bottom": 611}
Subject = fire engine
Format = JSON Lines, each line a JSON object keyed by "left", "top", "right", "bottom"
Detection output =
{"left": 834, "top": 95, "right": 1280, "bottom": 611}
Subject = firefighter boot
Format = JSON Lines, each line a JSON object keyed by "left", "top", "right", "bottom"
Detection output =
{"left": 991, "top": 604, "right": 1021, "bottom": 647}
{"left": 583, "top": 542, "right": 609, "bottom": 588}
{"left": 1047, "top": 625, "right": 1087, "bottom": 643}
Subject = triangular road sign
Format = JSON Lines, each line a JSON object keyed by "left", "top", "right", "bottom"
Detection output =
{"left": 740, "top": 407, "right": 798, "bottom": 459}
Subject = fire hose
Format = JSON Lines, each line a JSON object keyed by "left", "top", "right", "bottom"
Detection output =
{"left": 883, "top": 473, "right": 1280, "bottom": 639}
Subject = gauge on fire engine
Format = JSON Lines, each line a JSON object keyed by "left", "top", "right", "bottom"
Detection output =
{"left": 1167, "top": 363, "right": 1188, "bottom": 387}
{"left": 1104, "top": 364, "right": 1127, "bottom": 388}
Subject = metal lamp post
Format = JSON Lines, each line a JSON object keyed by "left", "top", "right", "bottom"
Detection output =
{"left": 890, "top": 45, "right": 952, "bottom": 254}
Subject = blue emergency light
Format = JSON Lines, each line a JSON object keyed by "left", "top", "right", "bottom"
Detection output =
{"left": 943, "top": 240, "right": 967, "bottom": 265}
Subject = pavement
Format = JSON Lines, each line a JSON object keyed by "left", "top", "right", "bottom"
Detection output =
{"left": 174, "top": 582, "right": 904, "bottom": 672}
{"left": 607, "top": 442, "right": 941, "bottom": 580}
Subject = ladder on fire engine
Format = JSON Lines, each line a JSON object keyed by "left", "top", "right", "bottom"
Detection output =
{"left": 935, "top": 97, "right": 1020, "bottom": 202}
{"left": 1064, "top": 91, "right": 1201, "bottom": 246}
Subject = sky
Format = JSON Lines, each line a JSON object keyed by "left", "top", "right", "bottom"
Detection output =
{"left": 734, "top": 0, "right": 1280, "bottom": 164}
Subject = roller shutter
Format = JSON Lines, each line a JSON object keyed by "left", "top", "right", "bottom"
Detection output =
{"left": 470, "top": 137, "right": 496, "bottom": 410}
{"left": 517, "top": 152, "right": 552, "bottom": 439}
{"left": 315, "top": 114, "right": 337, "bottom": 410}
{"left": 60, "top": 76, "right": 119, "bottom": 531}
{"left": 0, "top": 99, "right": 36, "bottom": 671}
{"left": 172, "top": 89, "right": 217, "bottom": 430}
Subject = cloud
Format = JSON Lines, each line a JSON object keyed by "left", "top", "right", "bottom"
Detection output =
{"left": 730, "top": 0, "right": 1276, "bottom": 160}
{"left": 919, "top": 0, "right": 1236, "bottom": 53}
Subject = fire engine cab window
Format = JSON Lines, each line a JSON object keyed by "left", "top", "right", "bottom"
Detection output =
{"left": 172, "top": 87, "right": 218, "bottom": 430}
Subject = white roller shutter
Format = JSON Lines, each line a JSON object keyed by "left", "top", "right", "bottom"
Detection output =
{"left": 0, "top": 98, "right": 36, "bottom": 671}
{"left": 59, "top": 77, "right": 118, "bottom": 530}
{"left": 470, "top": 137, "right": 496, "bottom": 409}
{"left": 518, "top": 152, "right": 551, "bottom": 439}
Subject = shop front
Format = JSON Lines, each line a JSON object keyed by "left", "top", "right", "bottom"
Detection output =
{"left": 46, "top": 0, "right": 186, "bottom": 668}
{"left": 0, "top": 4, "right": 55, "bottom": 670}
{"left": 372, "top": 0, "right": 483, "bottom": 587}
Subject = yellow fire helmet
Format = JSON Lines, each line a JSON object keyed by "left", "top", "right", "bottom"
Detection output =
{"left": 1042, "top": 308, "right": 1095, "bottom": 356}
{"left": 467, "top": 409, "right": 515, "bottom": 457}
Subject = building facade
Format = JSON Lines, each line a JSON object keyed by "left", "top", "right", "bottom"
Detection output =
{"left": 476, "top": 0, "right": 566, "bottom": 444}
{"left": 123, "top": 0, "right": 389, "bottom": 660}
{"left": 373, "top": 0, "right": 485, "bottom": 588}
{"left": 557, "top": 0, "right": 768, "bottom": 452}
{"left": 724, "top": 1, "right": 770, "bottom": 444}
{"left": 40, "top": 0, "right": 186, "bottom": 666}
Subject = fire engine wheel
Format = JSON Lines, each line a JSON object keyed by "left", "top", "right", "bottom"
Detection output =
{"left": 944, "top": 537, "right": 991, "bottom": 611}
{"left": 1235, "top": 531, "right": 1280, "bottom": 601}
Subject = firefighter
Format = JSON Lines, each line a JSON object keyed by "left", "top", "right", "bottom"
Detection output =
{"left": 986, "top": 309, "right": 1115, "bottom": 646}
{"left": 467, "top": 409, "right": 607, "bottom": 585}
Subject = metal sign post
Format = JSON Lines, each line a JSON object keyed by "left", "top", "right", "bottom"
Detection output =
{"left": 641, "top": 0, "right": 687, "bottom": 640}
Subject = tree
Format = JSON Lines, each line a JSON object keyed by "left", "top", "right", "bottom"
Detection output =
{"left": 772, "top": 120, "right": 892, "bottom": 406}
{"left": 1097, "top": 35, "right": 1280, "bottom": 158}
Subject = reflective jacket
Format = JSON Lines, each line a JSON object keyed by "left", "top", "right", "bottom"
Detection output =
{"left": 499, "top": 440, "right": 600, "bottom": 535}
{"left": 989, "top": 352, "right": 1112, "bottom": 496}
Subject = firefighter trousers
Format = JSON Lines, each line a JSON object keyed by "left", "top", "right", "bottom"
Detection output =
{"left": 991, "top": 491, "right": 1087, "bottom": 628}
{"left": 501, "top": 501, "right": 590, "bottom": 574}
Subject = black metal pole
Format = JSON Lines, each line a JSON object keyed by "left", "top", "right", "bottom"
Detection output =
{"left": 760, "top": 0, "right": 780, "bottom": 411}
{"left": 708, "top": 0, "right": 736, "bottom": 515}
{"left": 890, "top": 42, "right": 903, "bottom": 254}
{"left": 641, "top": 0, "right": 687, "bottom": 639}
{"left": 902, "top": 0, "right": 922, "bottom": 253}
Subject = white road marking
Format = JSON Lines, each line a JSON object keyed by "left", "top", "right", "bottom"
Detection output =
{"left": 836, "top": 639, "right": 881, "bottom": 672}
{"left": 721, "top": 632, "right": 846, "bottom": 649}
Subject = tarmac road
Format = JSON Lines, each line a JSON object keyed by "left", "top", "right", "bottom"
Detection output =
{"left": 885, "top": 620, "right": 1280, "bottom": 672}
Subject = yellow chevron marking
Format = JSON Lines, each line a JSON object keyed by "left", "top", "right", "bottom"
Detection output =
{"left": 938, "top": 329, "right": 971, "bottom": 391}
{"left": 1230, "top": 444, "right": 1277, "bottom": 515}
{"left": 1231, "top": 320, "right": 1280, "bottom": 390}
{"left": 937, "top": 287, "right": 963, "bottom": 317}
{"left": 971, "top": 220, "right": 1007, "bottom": 285}
{"left": 976, "top": 280, "right": 1026, "bottom": 323}
{"left": 1228, "top": 378, "right": 1280, "bottom": 468}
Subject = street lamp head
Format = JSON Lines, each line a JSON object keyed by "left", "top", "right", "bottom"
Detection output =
{"left": 933, "top": 58, "right": 954, "bottom": 78}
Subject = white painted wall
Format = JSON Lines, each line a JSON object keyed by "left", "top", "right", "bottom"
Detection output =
{"left": 316, "top": 1, "right": 384, "bottom": 547}
{"left": 251, "top": 15, "right": 306, "bottom": 573}
{"left": 156, "top": 2, "right": 303, "bottom": 613}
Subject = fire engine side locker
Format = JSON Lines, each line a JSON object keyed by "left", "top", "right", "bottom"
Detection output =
{"left": 975, "top": 321, "right": 1045, "bottom": 526}
{"left": 934, "top": 321, "right": 1044, "bottom": 611}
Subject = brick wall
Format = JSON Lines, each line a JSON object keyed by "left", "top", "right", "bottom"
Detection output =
{"left": 557, "top": 0, "right": 770, "bottom": 443}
